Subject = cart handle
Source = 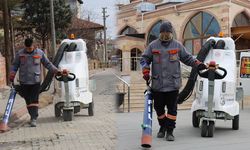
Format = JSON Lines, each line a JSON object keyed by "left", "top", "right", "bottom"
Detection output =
{"left": 55, "top": 73, "right": 76, "bottom": 82}
{"left": 198, "top": 61, "right": 227, "bottom": 80}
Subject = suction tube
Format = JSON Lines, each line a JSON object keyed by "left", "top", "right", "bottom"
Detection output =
{"left": 177, "top": 39, "right": 216, "bottom": 104}
{"left": 39, "top": 42, "right": 69, "bottom": 93}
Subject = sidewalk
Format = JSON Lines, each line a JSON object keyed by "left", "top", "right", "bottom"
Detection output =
{"left": 0, "top": 69, "right": 105, "bottom": 127}
{"left": 0, "top": 69, "right": 117, "bottom": 150}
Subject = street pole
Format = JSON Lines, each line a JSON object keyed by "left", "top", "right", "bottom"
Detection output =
{"left": 141, "top": 0, "right": 144, "bottom": 32}
{"left": 3, "top": 0, "right": 11, "bottom": 85}
{"left": 49, "top": 0, "right": 57, "bottom": 93}
{"left": 102, "top": 7, "right": 108, "bottom": 65}
{"left": 50, "top": 0, "right": 56, "bottom": 58}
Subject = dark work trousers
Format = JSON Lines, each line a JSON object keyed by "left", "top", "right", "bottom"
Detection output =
{"left": 20, "top": 84, "right": 40, "bottom": 120}
{"left": 152, "top": 90, "right": 179, "bottom": 129}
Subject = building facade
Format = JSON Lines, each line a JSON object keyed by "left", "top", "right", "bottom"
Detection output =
{"left": 116, "top": 0, "right": 250, "bottom": 74}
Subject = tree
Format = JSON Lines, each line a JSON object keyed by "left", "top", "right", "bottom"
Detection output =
{"left": 0, "top": 0, "right": 22, "bottom": 11}
{"left": 0, "top": 0, "right": 22, "bottom": 56}
{"left": 19, "top": 0, "right": 72, "bottom": 52}
{"left": 1, "top": 0, "right": 22, "bottom": 85}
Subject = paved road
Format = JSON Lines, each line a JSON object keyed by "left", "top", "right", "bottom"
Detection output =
{"left": 0, "top": 69, "right": 119, "bottom": 150}
{"left": 117, "top": 108, "right": 250, "bottom": 150}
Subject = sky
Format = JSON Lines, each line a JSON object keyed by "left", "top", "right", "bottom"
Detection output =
{"left": 82, "top": 0, "right": 130, "bottom": 39}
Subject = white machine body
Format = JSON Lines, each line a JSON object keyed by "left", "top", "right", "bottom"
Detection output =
{"left": 56, "top": 39, "right": 92, "bottom": 105}
{"left": 191, "top": 37, "right": 239, "bottom": 117}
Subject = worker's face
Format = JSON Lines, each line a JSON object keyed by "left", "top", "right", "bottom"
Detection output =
{"left": 26, "top": 45, "right": 34, "bottom": 52}
{"left": 159, "top": 32, "right": 173, "bottom": 42}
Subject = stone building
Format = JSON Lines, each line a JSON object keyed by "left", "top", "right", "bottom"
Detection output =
{"left": 116, "top": 0, "right": 250, "bottom": 74}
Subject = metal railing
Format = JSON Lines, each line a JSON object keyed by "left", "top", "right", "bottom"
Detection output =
{"left": 113, "top": 73, "right": 131, "bottom": 112}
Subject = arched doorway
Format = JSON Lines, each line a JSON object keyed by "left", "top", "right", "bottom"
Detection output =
{"left": 183, "top": 12, "right": 220, "bottom": 55}
{"left": 147, "top": 20, "right": 177, "bottom": 45}
{"left": 131, "top": 48, "right": 142, "bottom": 71}
{"left": 231, "top": 11, "right": 250, "bottom": 51}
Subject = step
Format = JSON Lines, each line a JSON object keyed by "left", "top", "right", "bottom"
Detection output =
{"left": 116, "top": 87, "right": 146, "bottom": 93}
{"left": 125, "top": 95, "right": 144, "bottom": 100}
{"left": 121, "top": 100, "right": 193, "bottom": 112}
{"left": 124, "top": 98, "right": 144, "bottom": 102}
{"left": 116, "top": 90, "right": 145, "bottom": 94}
{"left": 116, "top": 93, "right": 144, "bottom": 98}
{"left": 120, "top": 103, "right": 193, "bottom": 112}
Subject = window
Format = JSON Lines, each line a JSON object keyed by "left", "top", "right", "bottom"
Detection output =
{"left": 147, "top": 20, "right": 176, "bottom": 44}
{"left": 131, "top": 48, "right": 142, "bottom": 71}
{"left": 183, "top": 12, "right": 220, "bottom": 55}
{"left": 120, "top": 26, "right": 138, "bottom": 35}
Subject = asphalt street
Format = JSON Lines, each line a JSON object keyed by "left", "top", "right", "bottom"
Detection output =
{"left": 117, "top": 108, "right": 250, "bottom": 150}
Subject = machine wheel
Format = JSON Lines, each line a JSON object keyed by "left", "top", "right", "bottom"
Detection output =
{"left": 192, "top": 111, "right": 200, "bottom": 128}
{"left": 232, "top": 115, "right": 239, "bottom": 130}
{"left": 88, "top": 101, "right": 94, "bottom": 116}
{"left": 207, "top": 121, "right": 215, "bottom": 137}
{"left": 54, "top": 105, "right": 61, "bottom": 117}
{"left": 63, "top": 109, "right": 73, "bottom": 121}
{"left": 201, "top": 120, "right": 208, "bottom": 137}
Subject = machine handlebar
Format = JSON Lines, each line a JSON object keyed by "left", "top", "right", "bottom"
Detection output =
{"left": 198, "top": 61, "right": 227, "bottom": 80}
{"left": 55, "top": 72, "right": 76, "bottom": 82}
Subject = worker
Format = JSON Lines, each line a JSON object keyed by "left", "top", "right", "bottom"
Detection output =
{"left": 9, "top": 38, "right": 63, "bottom": 127}
{"left": 140, "top": 21, "right": 207, "bottom": 141}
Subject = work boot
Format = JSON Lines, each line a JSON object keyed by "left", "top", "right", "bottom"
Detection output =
{"left": 30, "top": 119, "right": 37, "bottom": 127}
{"left": 157, "top": 126, "right": 166, "bottom": 138}
{"left": 166, "top": 128, "right": 175, "bottom": 141}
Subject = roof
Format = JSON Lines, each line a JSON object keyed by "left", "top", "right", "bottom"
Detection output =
{"left": 70, "top": 17, "right": 104, "bottom": 30}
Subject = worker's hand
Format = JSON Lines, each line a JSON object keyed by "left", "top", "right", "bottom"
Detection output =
{"left": 57, "top": 69, "right": 69, "bottom": 76}
{"left": 55, "top": 70, "right": 62, "bottom": 76}
{"left": 142, "top": 68, "right": 150, "bottom": 81}
{"left": 9, "top": 72, "right": 16, "bottom": 83}
{"left": 197, "top": 63, "right": 207, "bottom": 71}
{"left": 56, "top": 68, "right": 69, "bottom": 76}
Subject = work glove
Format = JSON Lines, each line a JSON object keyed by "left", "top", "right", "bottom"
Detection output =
{"left": 142, "top": 68, "right": 150, "bottom": 81}
{"left": 56, "top": 69, "right": 69, "bottom": 76}
{"left": 56, "top": 70, "right": 62, "bottom": 76}
{"left": 9, "top": 71, "right": 16, "bottom": 83}
{"left": 197, "top": 63, "right": 207, "bottom": 71}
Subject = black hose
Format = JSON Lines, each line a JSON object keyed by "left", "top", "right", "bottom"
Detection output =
{"left": 177, "top": 39, "right": 216, "bottom": 104}
{"left": 68, "top": 42, "right": 77, "bottom": 52}
{"left": 39, "top": 42, "right": 69, "bottom": 93}
{"left": 214, "top": 40, "right": 225, "bottom": 49}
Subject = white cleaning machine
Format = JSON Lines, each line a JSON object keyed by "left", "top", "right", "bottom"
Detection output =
{"left": 54, "top": 39, "right": 94, "bottom": 121}
{"left": 191, "top": 37, "right": 243, "bottom": 137}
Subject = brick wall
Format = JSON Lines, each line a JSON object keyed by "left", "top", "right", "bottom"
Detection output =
{"left": 0, "top": 53, "right": 6, "bottom": 88}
